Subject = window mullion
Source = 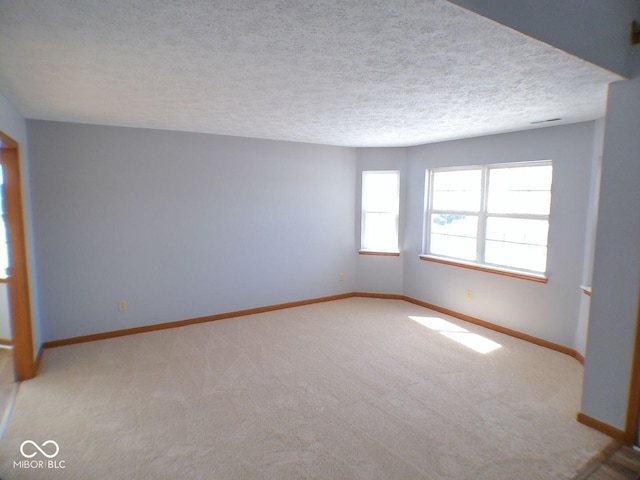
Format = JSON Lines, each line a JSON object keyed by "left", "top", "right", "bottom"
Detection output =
{"left": 430, "top": 209, "right": 481, "bottom": 216}
{"left": 486, "top": 212, "right": 548, "bottom": 221}
{"left": 422, "top": 161, "right": 552, "bottom": 275}
{"left": 423, "top": 170, "right": 434, "bottom": 254}
{"left": 477, "top": 167, "right": 489, "bottom": 264}
{"left": 361, "top": 171, "right": 367, "bottom": 249}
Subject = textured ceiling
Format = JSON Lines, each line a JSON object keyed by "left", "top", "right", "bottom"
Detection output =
{"left": 0, "top": 0, "right": 622, "bottom": 147}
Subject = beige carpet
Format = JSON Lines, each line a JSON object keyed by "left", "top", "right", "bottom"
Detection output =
{"left": 0, "top": 298, "right": 613, "bottom": 479}
{"left": 0, "top": 346, "right": 17, "bottom": 440}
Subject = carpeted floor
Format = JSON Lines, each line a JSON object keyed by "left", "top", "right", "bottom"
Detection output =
{"left": 0, "top": 298, "right": 613, "bottom": 479}
{"left": 0, "top": 346, "right": 16, "bottom": 439}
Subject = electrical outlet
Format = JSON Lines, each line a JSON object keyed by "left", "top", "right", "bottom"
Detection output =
{"left": 339, "top": 272, "right": 344, "bottom": 281}
{"left": 465, "top": 290, "right": 472, "bottom": 300}
{"left": 118, "top": 300, "right": 127, "bottom": 311}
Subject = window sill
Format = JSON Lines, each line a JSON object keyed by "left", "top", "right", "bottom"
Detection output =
{"left": 359, "top": 250, "right": 400, "bottom": 257}
{"left": 419, "top": 255, "right": 548, "bottom": 283}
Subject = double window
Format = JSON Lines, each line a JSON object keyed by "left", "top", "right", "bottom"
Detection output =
{"left": 361, "top": 171, "right": 400, "bottom": 254}
{"left": 422, "top": 161, "right": 552, "bottom": 276}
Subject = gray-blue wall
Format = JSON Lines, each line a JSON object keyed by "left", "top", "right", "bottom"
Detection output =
{"left": 355, "top": 147, "right": 407, "bottom": 295}
{"left": 582, "top": 78, "right": 640, "bottom": 431}
{"left": 356, "top": 122, "right": 599, "bottom": 351}
{"left": 403, "top": 123, "right": 597, "bottom": 348}
{"left": 448, "top": 0, "right": 636, "bottom": 78}
{"left": 28, "top": 121, "right": 357, "bottom": 341}
{"left": 27, "top": 119, "right": 604, "bottom": 355}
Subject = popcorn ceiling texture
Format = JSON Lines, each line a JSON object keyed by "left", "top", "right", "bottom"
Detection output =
{"left": 0, "top": 1, "right": 621, "bottom": 147}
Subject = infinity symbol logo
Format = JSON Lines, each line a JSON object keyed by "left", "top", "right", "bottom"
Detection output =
{"left": 20, "top": 440, "right": 60, "bottom": 459}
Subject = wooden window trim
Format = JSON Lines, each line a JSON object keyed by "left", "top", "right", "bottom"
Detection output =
{"left": 419, "top": 254, "right": 548, "bottom": 283}
{"left": 361, "top": 170, "right": 400, "bottom": 253}
{"left": 358, "top": 250, "right": 400, "bottom": 257}
{"left": 423, "top": 162, "right": 552, "bottom": 277}
{"left": 580, "top": 285, "right": 592, "bottom": 296}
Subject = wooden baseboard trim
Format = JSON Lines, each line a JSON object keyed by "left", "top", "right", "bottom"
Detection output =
{"left": 42, "top": 291, "right": 585, "bottom": 368}
{"left": 354, "top": 292, "right": 405, "bottom": 300}
{"left": 38, "top": 291, "right": 613, "bottom": 440}
{"left": 396, "top": 295, "right": 583, "bottom": 363}
{"left": 577, "top": 412, "right": 630, "bottom": 443}
{"left": 573, "top": 351, "right": 586, "bottom": 365}
{"left": 43, "top": 292, "right": 355, "bottom": 349}
{"left": 0, "top": 338, "right": 13, "bottom": 347}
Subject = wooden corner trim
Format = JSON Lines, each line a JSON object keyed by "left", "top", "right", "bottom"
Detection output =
{"left": 0, "top": 131, "right": 18, "bottom": 148}
{"left": 43, "top": 292, "right": 356, "bottom": 348}
{"left": 573, "top": 351, "right": 585, "bottom": 365}
{"left": 577, "top": 412, "right": 630, "bottom": 443}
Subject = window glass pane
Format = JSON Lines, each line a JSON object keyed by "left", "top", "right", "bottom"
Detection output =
{"left": 487, "top": 165, "right": 552, "bottom": 215}
{"left": 429, "top": 214, "right": 477, "bottom": 260}
{"left": 485, "top": 241, "right": 547, "bottom": 272}
{"left": 363, "top": 172, "right": 398, "bottom": 212}
{"left": 486, "top": 217, "right": 549, "bottom": 246}
{"left": 431, "top": 169, "right": 481, "bottom": 212}
{"left": 363, "top": 212, "right": 397, "bottom": 251}
{"left": 485, "top": 217, "right": 549, "bottom": 272}
{"left": 424, "top": 163, "right": 551, "bottom": 275}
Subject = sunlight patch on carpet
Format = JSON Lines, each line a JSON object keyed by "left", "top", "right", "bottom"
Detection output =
{"left": 409, "top": 315, "right": 502, "bottom": 354}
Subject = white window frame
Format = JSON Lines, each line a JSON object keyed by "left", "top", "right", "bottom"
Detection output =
{"left": 360, "top": 170, "right": 400, "bottom": 255}
{"left": 422, "top": 161, "right": 552, "bottom": 280}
